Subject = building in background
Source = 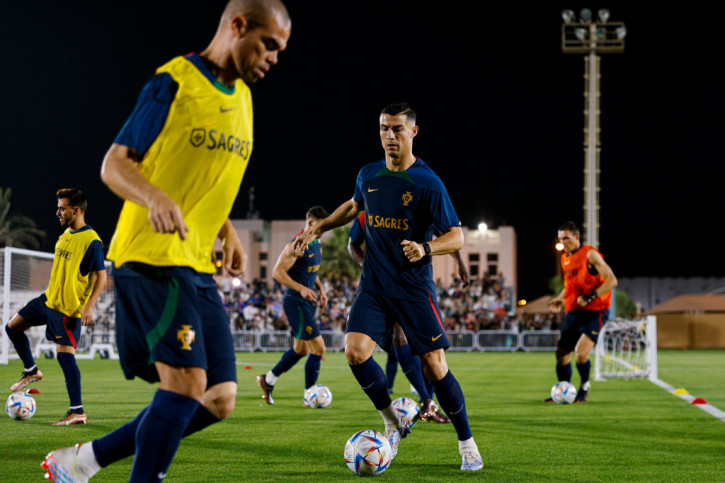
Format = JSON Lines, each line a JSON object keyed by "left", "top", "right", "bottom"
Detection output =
{"left": 214, "top": 219, "right": 517, "bottom": 298}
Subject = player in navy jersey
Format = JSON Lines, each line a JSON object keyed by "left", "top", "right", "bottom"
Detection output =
{"left": 348, "top": 212, "right": 469, "bottom": 423}
{"left": 257, "top": 206, "right": 329, "bottom": 405}
{"left": 42, "top": 1, "right": 291, "bottom": 482}
{"left": 296, "top": 102, "right": 483, "bottom": 471}
{"left": 6, "top": 189, "right": 106, "bottom": 426}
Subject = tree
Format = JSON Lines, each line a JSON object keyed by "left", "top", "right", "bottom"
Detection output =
{"left": 615, "top": 289, "right": 639, "bottom": 318}
{"left": 0, "top": 187, "right": 46, "bottom": 249}
{"left": 319, "top": 224, "right": 362, "bottom": 280}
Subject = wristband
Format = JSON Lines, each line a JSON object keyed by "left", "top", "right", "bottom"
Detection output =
{"left": 583, "top": 291, "right": 598, "bottom": 304}
{"left": 423, "top": 242, "right": 432, "bottom": 255}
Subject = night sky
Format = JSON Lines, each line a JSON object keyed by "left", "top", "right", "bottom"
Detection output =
{"left": 2, "top": 2, "right": 723, "bottom": 300}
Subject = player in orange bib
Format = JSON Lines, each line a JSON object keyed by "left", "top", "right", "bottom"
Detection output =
{"left": 547, "top": 221, "right": 617, "bottom": 402}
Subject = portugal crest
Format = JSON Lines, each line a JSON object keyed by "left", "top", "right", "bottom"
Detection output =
{"left": 401, "top": 191, "right": 413, "bottom": 206}
{"left": 177, "top": 325, "right": 196, "bottom": 350}
{"left": 190, "top": 128, "right": 206, "bottom": 147}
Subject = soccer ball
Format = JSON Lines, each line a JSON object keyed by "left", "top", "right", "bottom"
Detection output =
{"left": 344, "top": 429, "right": 393, "bottom": 476}
{"left": 550, "top": 381, "right": 577, "bottom": 404}
{"left": 391, "top": 397, "right": 419, "bottom": 427}
{"left": 6, "top": 392, "right": 36, "bottom": 420}
{"left": 304, "top": 384, "right": 332, "bottom": 408}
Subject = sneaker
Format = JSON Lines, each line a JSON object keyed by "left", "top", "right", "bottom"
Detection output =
{"left": 460, "top": 448, "right": 484, "bottom": 471}
{"left": 543, "top": 397, "right": 554, "bottom": 403}
{"left": 574, "top": 387, "right": 588, "bottom": 403}
{"left": 41, "top": 443, "right": 91, "bottom": 483}
{"left": 52, "top": 411, "right": 88, "bottom": 426}
{"left": 256, "top": 374, "right": 274, "bottom": 405}
{"left": 384, "top": 429, "right": 401, "bottom": 459}
{"left": 429, "top": 409, "right": 451, "bottom": 423}
{"left": 11, "top": 369, "right": 43, "bottom": 392}
{"left": 419, "top": 398, "right": 439, "bottom": 422}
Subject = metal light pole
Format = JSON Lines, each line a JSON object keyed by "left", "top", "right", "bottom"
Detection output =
{"left": 561, "top": 8, "right": 626, "bottom": 249}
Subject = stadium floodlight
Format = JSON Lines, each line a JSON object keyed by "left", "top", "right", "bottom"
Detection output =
{"left": 562, "top": 9, "right": 575, "bottom": 23}
{"left": 232, "top": 277, "right": 242, "bottom": 287}
{"left": 561, "top": 9, "right": 626, "bottom": 249}
{"left": 478, "top": 222, "right": 488, "bottom": 234}
{"left": 555, "top": 242, "right": 564, "bottom": 251}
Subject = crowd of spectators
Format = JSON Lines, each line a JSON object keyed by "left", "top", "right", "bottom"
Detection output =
{"left": 217, "top": 272, "right": 562, "bottom": 334}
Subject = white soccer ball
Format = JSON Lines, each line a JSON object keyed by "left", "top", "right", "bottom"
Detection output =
{"left": 6, "top": 392, "right": 36, "bottom": 420}
{"left": 344, "top": 429, "right": 393, "bottom": 476}
{"left": 551, "top": 381, "right": 577, "bottom": 404}
{"left": 304, "top": 384, "right": 332, "bottom": 408}
{"left": 391, "top": 396, "right": 419, "bottom": 427}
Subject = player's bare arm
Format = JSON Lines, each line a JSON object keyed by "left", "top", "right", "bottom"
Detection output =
{"left": 101, "top": 143, "right": 189, "bottom": 240}
{"left": 549, "top": 289, "right": 566, "bottom": 313}
{"left": 348, "top": 238, "right": 365, "bottom": 266}
{"left": 315, "top": 277, "right": 328, "bottom": 307}
{"left": 433, "top": 228, "right": 468, "bottom": 286}
{"left": 401, "top": 226, "right": 464, "bottom": 263}
{"left": 576, "top": 250, "right": 618, "bottom": 307}
{"left": 80, "top": 268, "right": 108, "bottom": 326}
{"left": 294, "top": 199, "right": 362, "bottom": 252}
{"left": 273, "top": 243, "right": 317, "bottom": 301}
{"left": 218, "top": 218, "right": 246, "bottom": 277}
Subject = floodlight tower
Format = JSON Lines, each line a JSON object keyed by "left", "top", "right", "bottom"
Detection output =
{"left": 561, "top": 8, "right": 626, "bottom": 249}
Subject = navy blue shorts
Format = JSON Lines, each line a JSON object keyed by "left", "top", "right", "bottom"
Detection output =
{"left": 18, "top": 293, "right": 81, "bottom": 348}
{"left": 347, "top": 289, "right": 449, "bottom": 355}
{"left": 283, "top": 295, "right": 319, "bottom": 340}
{"left": 558, "top": 309, "right": 609, "bottom": 352}
{"left": 113, "top": 263, "right": 236, "bottom": 386}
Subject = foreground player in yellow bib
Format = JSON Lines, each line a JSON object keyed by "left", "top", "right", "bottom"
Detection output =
{"left": 42, "top": 1, "right": 291, "bottom": 482}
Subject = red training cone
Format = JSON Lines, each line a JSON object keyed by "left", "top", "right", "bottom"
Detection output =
{"left": 691, "top": 398, "right": 708, "bottom": 405}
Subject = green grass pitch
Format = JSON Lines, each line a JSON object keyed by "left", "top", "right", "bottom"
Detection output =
{"left": 1, "top": 350, "right": 724, "bottom": 481}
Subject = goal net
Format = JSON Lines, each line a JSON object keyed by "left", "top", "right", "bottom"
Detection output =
{"left": 594, "top": 315, "right": 658, "bottom": 381}
{"left": 1, "top": 247, "right": 117, "bottom": 364}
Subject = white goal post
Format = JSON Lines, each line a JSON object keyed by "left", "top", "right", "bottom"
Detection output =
{"left": 1, "top": 246, "right": 117, "bottom": 365}
{"left": 594, "top": 315, "right": 658, "bottom": 381}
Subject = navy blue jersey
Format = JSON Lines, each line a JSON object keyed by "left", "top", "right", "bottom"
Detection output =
{"left": 352, "top": 158, "right": 460, "bottom": 300}
{"left": 285, "top": 238, "right": 322, "bottom": 298}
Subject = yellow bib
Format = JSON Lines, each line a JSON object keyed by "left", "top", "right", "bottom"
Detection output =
{"left": 45, "top": 227, "right": 103, "bottom": 317}
{"left": 108, "top": 56, "right": 253, "bottom": 272}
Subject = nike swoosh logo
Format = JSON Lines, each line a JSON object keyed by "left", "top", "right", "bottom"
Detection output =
{"left": 219, "top": 107, "right": 235, "bottom": 113}
{"left": 432, "top": 334, "right": 443, "bottom": 341}
{"left": 158, "top": 472, "right": 167, "bottom": 479}
{"left": 591, "top": 331, "right": 598, "bottom": 335}
{"left": 55, "top": 335, "right": 62, "bottom": 339}
{"left": 564, "top": 261, "right": 570, "bottom": 265}
{"left": 308, "top": 254, "right": 314, "bottom": 257}
{"left": 367, "top": 188, "right": 379, "bottom": 192}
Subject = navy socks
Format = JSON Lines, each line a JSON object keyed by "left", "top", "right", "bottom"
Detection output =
{"left": 350, "top": 356, "right": 391, "bottom": 410}
{"left": 56, "top": 352, "right": 82, "bottom": 409}
{"left": 305, "top": 353, "right": 322, "bottom": 388}
{"left": 5, "top": 325, "right": 35, "bottom": 370}
{"left": 431, "top": 371, "right": 472, "bottom": 441}
{"left": 556, "top": 362, "right": 572, "bottom": 382}
{"left": 395, "top": 344, "right": 432, "bottom": 400}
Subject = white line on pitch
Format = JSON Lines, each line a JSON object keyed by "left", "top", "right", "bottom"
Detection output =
{"left": 651, "top": 377, "right": 725, "bottom": 423}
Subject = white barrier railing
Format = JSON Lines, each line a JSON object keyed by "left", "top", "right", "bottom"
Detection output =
{"left": 15, "top": 329, "right": 561, "bottom": 360}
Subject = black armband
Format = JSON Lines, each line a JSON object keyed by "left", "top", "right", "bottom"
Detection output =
{"left": 583, "top": 290, "right": 598, "bottom": 305}
{"left": 423, "top": 242, "right": 432, "bottom": 256}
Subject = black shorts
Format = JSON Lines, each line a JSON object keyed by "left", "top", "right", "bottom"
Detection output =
{"left": 557, "top": 309, "right": 609, "bottom": 352}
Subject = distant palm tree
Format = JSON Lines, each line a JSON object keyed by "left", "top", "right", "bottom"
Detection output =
{"left": 320, "top": 224, "right": 361, "bottom": 280}
{"left": 0, "top": 187, "right": 46, "bottom": 249}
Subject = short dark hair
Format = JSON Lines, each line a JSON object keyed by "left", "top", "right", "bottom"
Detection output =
{"left": 56, "top": 188, "right": 87, "bottom": 213}
{"left": 306, "top": 206, "right": 328, "bottom": 220}
{"left": 381, "top": 102, "right": 416, "bottom": 124}
{"left": 558, "top": 221, "right": 579, "bottom": 235}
